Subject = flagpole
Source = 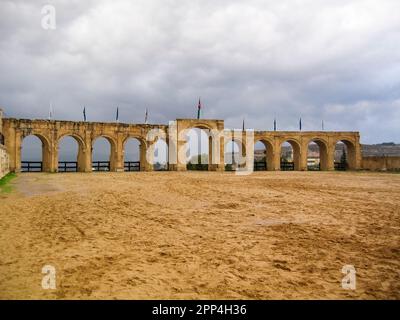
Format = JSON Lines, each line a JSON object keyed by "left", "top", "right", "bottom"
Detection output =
{"left": 231, "top": 129, "right": 235, "bottom": 167}
{"left": 197, "top": 98, "right": 201, "bottom": 119}
{"left": 48, "top": 101, "right": 54, "bottom": 120}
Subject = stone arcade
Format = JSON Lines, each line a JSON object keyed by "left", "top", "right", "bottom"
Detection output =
{"left": 0, "top": 112, "right": 362, "bottom": 173}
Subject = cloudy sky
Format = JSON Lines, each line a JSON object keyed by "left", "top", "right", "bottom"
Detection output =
{"left": 1, "top": 0, "right": 400, "bottom": 144}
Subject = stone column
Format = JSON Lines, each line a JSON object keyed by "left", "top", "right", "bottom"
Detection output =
{"left": 318, "top": 141, "right": 329, "bottom": 171}
{"left": 217, "top": 133, "right": 225, "bottom": 171}
{"left": 144, "top": 140, "right": 155, "bottom": 171}
{"left": 272, "top": 138, "right": 282, "bottom": 170}
{"left": 3, "top": 121, "right": 18, "bottom": 173}
{"left": 354, "top": 134, "right": 362, "bottom": 170}
{"left": 165, "top": 137, "right": 174, "bottom": 171}
{"left": 293, "top": 141, "right": 303, "bottom": 171}
{"left": 176, "top": 126, "right": 188, "bottom": 171}
{"left": 167, "top": 121, "right": 178, "bottom": 171}
{"left": 77, "top": 144, "right": 87, "bottom": 172}
{"left": 83, "top": 132, "right": 92, "bottom": 172}
{"left": 300, "top": 139, "right": 309, "bottom": 171}
{"left": 51, "top": 144, "right": 59, "bottom": 173}
{"left": 208, "top": 130, "right": 224, "bottom": 171}
{"left": 49, "top": 129, "right": 58, "bottom": 173}
{"left": 326, "top": 140, "right": 336, "bottom": 171}
{"left": 265, "top": 141, "right": 275, "bottom": 171}
{"left": 139, "top": 141, "right": 147, "bottom": 171}
{"left": 115, "top": 133, "right": 125, "bottom": 172}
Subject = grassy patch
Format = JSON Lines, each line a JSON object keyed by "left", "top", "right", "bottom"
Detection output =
{"left": 0, "top": 172, "right": 17, "bottom": 193}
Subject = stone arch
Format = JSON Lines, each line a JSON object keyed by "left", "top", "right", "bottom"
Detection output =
{"left": 255, "top": 139, "right": 274, "bottom": 171}
{"left": 57, "top": 134, "right": 87, "bottom": 172}
{"left": 20, "top": 133, "right": 52, "bottom": 172}
{"left": 123, "top": 135, "right": 146, "bottom": 147}
{"left": 123, "top": 135, "right": 147, "bottom": 171}
{"left": 279, "top": 138, "right": 301, "bottom": 171}
{"left": 185, "top": 126, "right": 213, "bottom": 171}
{"left": 92, "top": 135, "right": 118, "bottom": 171}
{"left": 306, "top": 138, "right": 329, "bottom": 171}
{"left": 335, "top": 138, "right": 357, "bottom": 170}
{"left": 224, "top": 137, "right": 246, "bottom": 170}
{"left": 152, "top": 138, "right": 169, "bottom": 171}
{"left": 173, "top": 119, "right": 225, "bottom": 171}
{"left": 192, "top": 123, "right": 213, "bottom": 131}
{"left": 93, "top": 134, "right": 117, "bottom": 148}
{"left": 59, "top": 133, "right": 86, "bottom": 149}
{"left": 122, "top": 135, "right": 147, "bottom": 171}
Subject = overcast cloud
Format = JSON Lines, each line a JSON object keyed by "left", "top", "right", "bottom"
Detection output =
{"left": 1, "top": 0, "right": 399, "bottom": 143}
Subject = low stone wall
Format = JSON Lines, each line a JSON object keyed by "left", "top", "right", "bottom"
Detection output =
{"left": 362, "top": 156, "right": 400, "bottom": 171}
{"left": 0, "top": 145, "right": 10, "bottom": 179}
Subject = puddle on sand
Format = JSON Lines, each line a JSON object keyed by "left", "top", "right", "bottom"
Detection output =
{"left": 13, "top": 174, "right": 63, "bottom": 197}
{"left": 254, "top": 218, "right": 299, "bottom": 226}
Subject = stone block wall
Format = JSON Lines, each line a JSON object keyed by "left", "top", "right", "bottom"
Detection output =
{"left": 362, "top": 156, "right": 400, "bottom": 171}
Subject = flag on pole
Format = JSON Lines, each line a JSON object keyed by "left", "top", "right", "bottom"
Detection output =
{"left": 231, "top": 129, "right": 235, "bottom": 165}
{"left": 116, "top": 107, "right": 119, "bottom": 122}
{"left": 48, "top": 101, "right": 53, "bottom": 120}
{"left": 197, "top": 98, "right": 201, "bottom": 119}
{"left": 83, "top": 106, "right": 86, "bottom": 122}
{"left": 145, "top": 108, "right": 148, "bottom": 124}
{"left": 242, "top": 118, "right": 245, "bottom": 131}
{"left": 299, "top": 117, "right": 302, "bottom": 131}
{"left": 274, "top": 118, "right": 277, "bottom": 131}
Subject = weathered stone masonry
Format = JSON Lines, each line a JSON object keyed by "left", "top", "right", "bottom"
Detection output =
{"left": 0, "top": 109, "right": 10, "bottom": 178}
{"left": 1, "top": 116, "right": 362, "bottom": 173}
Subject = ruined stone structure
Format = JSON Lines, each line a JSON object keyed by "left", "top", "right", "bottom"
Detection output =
{"left": 1, "top": 113, "right": 363, "bottom": 173}
{"left": 0, "top": 109, "right": 10, "bottom": 178}
{"left": 0, "top": 145, "right": 9, "bottom": 179}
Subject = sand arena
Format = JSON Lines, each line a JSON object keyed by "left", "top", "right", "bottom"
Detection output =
{"left": 0, "top": 171, "right": 399, "bottom": 299}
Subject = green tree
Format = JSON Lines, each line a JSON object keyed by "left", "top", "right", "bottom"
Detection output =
{"left": 341, "top": 149, "right": 347, "bottom": 165}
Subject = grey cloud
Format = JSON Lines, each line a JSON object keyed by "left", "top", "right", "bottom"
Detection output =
{"left": 0, "top": 0, "right": 399, "bottom": 145}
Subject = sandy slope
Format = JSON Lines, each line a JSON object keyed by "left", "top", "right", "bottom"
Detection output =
{"left": 0, "top": 171, "right": 399, "bottom": 299}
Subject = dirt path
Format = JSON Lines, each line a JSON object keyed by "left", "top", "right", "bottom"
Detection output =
{"left": 0, "top": 171, "right": 399, "bottom": 299}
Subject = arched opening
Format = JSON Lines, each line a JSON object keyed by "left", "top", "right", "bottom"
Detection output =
{"left": 57, "top": 136, "right": 84, "bottom": 172}
{"left": 0, "top": 133, "right": 4, "bottom": 145}
{"left": 186, "top": 128, "right": 211, "bottom": 171}
{"left": 280, "top": 140, "right": 300, "bottom": 171}
{"left": 224, "top": 139, "right": 244, "bottom": 171}
{"left": 153, "top": 138, "right": 168, "bottom": 171}
{"left": 21, "top": 134, "right": 50, "bottom": 172}
{"left": 92, "top": 137, "right": 114, "bottom": 172}
{"left": 254, "top": 140, "right": 274, "bottom": 171}
{"left": 124, "top": 137, "right": 142, "bottom": 171}
{"left": 307, "top": 139, "right": 328, "bottom": 171}
{"left": 335, "top": 140, "right": 356, "bottom": 170}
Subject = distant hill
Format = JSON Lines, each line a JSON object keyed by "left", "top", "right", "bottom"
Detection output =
{"left": 361, "top": 143, "right": 400, "bottom": 157}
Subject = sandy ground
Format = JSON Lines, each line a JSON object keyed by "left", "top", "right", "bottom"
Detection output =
{"left": 0, "top": 171, "right": 399, "bottom": 300}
